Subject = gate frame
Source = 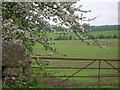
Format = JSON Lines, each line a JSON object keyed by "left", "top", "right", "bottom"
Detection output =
{"left": 32, "top": 56, "right": 120, "bottom": 87}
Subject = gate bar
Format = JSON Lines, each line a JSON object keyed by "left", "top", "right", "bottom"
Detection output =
{"left": 32, "top": 56, "right": 120, "bottom": 61}
{"left": 55, "top": 60, "right": 96, "bottom": 87}
{"left": 32, "top": 76, "right": 120, "bottom": 77}
{"left": 104, "top": 60, "right": 120, "bottom": 72}
{"left": 32, "top": 67, "right": 120, "bottom": 69}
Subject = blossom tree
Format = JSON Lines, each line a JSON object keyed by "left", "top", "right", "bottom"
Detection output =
{"left": 2, "top": 2, "right": 102, "bottom": 55}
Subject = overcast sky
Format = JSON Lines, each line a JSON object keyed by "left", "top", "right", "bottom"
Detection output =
{"left": 77, "top": 0, "right": 119, "bottom": 26}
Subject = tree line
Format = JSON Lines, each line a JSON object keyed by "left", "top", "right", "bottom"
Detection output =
{"left": 91, "top": 25, "right": 118, "bottom": 32}
{"left": 46, "top": 24, "right": 119, "bottom": 32}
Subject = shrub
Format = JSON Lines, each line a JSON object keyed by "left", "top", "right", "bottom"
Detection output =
{"left": 98, "top": 35, "right": 105, "bottom": 39}
{"left": 55, "top": 35, "right": 69, "bottom": 40}
{"left": 106, "top": 35, "right": 112, "bottom": 38}
{"left": 112, "top": 35, "right": 117, "bottom": 38}
{"left": 69, "top": 36, "right": 73, "bottom": 40}
{"left": 49, "top": 37, "right": 54, "bottom": 40}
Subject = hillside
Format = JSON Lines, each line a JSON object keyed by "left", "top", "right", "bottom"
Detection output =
{"left": 46, "top": 30, "right": 119, "bottom": 40}
{"left": 89, "top": 30, "right": 119, "bottom": 36}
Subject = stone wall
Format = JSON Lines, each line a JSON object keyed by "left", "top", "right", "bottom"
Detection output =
{"left": 2, "top": 42, "right": 32, "bottom": 85}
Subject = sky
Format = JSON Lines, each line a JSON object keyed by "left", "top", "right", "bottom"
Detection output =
{"left": 77, "top": 0, "right": 119, "bottom": 26}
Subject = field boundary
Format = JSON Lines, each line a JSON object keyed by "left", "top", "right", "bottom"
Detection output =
{"left": 32, "top": 56, "right": 120, "bottom": 87}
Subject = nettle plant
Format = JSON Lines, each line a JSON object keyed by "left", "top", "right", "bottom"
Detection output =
{"left": 2, "top": 2, "right": 102, "bottom": 55}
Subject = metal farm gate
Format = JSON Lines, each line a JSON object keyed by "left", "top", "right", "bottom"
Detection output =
{"left": 32, "top": 56, "right": 120, "bottom": 87}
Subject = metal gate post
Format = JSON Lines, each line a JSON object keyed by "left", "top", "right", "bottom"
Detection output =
{"left": 98, "top": 60, "right": 101, "bottom": 87}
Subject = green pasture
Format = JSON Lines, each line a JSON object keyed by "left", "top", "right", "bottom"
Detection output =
{"left": 33, "top": 39, "right": 119, "bottom": 59}
{"left": 89, "top": 30, "right": 119, "bottom": 36}
{"left": 32, "top": 39, "right": 119, "bottom": 88}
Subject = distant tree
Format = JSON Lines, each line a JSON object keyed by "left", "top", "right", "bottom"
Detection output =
{"left": 82, "top": 23, "right": 90, "bottom": 30}
{"left": 106, "top": 35, "right": 112, "bottom": 38}
{"left": 113, "top": 35, "right": 117, "bottom": 38}
{"left": 55, "top": 36, "right": 69, "bottom": 40}
{"left": 49, "top": 37, "right": 54, "bottom": 40}
{"left": 52, "top": 26, "right": 67, "bottom": 32}
{"left": 98, "top": 35, "right": 105, "bottom": 39}
{"left": 74, "top": 38, "right": 77, "bottom": 40}
{"left": 90, "top": 25, "right": 118, "bottom": 32}
{"left": 88, "top": 36, "right": 92, "bottom": 39}
{"left": 69, "top": 36, "right": 73, "bottom": 40}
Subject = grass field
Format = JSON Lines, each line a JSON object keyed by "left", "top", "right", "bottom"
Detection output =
{"left": 32, "top": 39, "right": 119, "bottom": 88}
{"left": 89, "top": 30, "right": 119, "bottom": 36}
{"left": 33, "top": 39, "right": 119, "bottom": 59}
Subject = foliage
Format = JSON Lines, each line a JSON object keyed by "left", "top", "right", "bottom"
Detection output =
{"left": 113, "top": 34, "right": 118, "bottom": 38}
{"left": 51, "top": 26, "right": 68, "bottom": 32}
{"left": 2, "top": 77, "right": 53, "bottom": 88}
{"left": 69, "top": 35, "right": 73, "bottom": 40}
{"left": 82, "top": 23, "right": 90, "bottom": 30}
{"left": 2, "top": 2, "right": 102, "bottom": 54}
{"left": 54, "top": 35, "right": 69, "bottom": 40}
{"left": 3, "top": 65, "right": 56, "bottom": 88}
{"left": 91, "top": 25, "right": 118, "bottom": 32}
